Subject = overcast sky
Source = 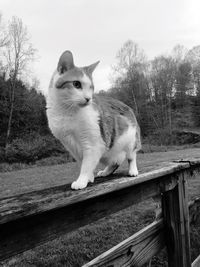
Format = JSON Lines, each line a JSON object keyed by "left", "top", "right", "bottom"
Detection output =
{"left": 0, "top": 0, "right": 200, "bottom": 94}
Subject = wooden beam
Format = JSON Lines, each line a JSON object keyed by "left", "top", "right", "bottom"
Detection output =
{"left": 192, "top": 254, "right": 200, "bottom": 267}
{"left": 83, "top": 219, "right": 165, "bottom": 267}
{"left": 84, "top": 195, "right": 200, "bottom": 267}
{"left": 1, "top": 159, "right": 200, "bottom": 262}
{"left": 162, "top": 173, "right": 191, "bottom": 267}
{"left": 0, "top": 164, "right": 182, "bottom": 261}
{"left": 0, "top": 162, "right": 189, "bottom": 225}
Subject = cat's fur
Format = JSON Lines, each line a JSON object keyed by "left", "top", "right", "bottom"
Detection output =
{"left": 46, "top": 51, "right": 141, "bottom": 190}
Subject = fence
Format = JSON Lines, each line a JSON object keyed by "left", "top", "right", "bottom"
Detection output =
{"left": 0, "top": 158, "right": 200, "bottom": 266}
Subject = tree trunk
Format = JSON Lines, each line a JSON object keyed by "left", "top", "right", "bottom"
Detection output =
{"left": 130, "top": 87, "right": 139, "bottom": 116}
{"left": 5, "top": 80, "right": 15, "bottom": 153}
{"left": 168, "top": 95, "right": 172, "bottom": 136}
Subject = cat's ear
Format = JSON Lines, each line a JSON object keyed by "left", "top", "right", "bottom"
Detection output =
{"left": 57, "top": 50, "right": 74, "bottom": 74}
{"left": 86, "top": 61, "right": 100, "bottom": 74}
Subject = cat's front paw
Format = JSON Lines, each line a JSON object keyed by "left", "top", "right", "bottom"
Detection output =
{"left": 71, "top": 174, "right": 94, "bottom": 190}
{"left": 128, "top": 168, "right": 139, "bottom": 177}
{"left": 97, "top": 170, "right": 107, "bottom": 177}
{"left": 71, "top": 180, "right": 88, "bottom": 190}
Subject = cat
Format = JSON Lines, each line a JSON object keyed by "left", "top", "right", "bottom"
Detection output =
{"left": 46, "top": 50, "right": 141, "bottom": 190}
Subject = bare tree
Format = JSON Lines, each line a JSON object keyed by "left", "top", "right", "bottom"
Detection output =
{"left": 172, "top": 44, "right": 188, "bottom": 63}
{"left": 0, "top": 14, "right": 8, "bottom": 48}
{"left": 150, "top": 56, "right": 176, "bottom": 137}
{"left": 111, "top": 40, "right": 148, "bottom": 115}
{"left": 3, "top": 16, "right": 36, "bottom": 150}
{"left": 186, "top": 46, "right": 200, "bottom": 95}
{"left": 185, "top": 45, "right": 200, "bottom": 64}
{"left": 112, "top": 40, "right": 147, "bottom": 77}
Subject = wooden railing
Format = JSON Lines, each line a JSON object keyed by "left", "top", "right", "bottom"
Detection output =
{"left": 0, "top": 159, "right": 200, "bottom": 266}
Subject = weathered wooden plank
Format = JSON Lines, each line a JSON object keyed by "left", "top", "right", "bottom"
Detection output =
{"left": 174, "top": 158, "right": 200, "bottom": 166}
{"left": 83, "top": 219, "right": 165, "bottom": 267}
{"left": 180, "top": 174, "right": 191, "bottom": 265}
{"left": 162, "top": 173, "right": 191, "bottom": 267}
{"left": 84, "top": 196, "right": 200, "bottom": 267}
{"left": 0, "top": 172, "right": 177, "bottom": 261}
{"left": 192, "top": 254, "right": 200, "bottom": 267}
{"left": 0, "top": 162, "right": 190, "bottom": 225}
{"left": 1, "top": 159, "right": 200, "bottom": 262}
{"left": 0, "top": 166, "right": 181, "bottom": 260}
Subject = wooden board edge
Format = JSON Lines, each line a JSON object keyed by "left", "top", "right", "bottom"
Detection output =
{"left": 192, "top": 254, "right": 200, "bottom": 267}
{"left": 82, "top": 219, "right": 164, "bottom": 267}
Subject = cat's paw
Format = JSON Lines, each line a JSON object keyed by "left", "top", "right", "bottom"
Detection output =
{"left": 71, "top": 174, "right": 94, "bottom": 190}
{"left": 89, "top": 175, "right": 94, "bottom": 183}
{"left": 128, "top": 168, "right": 139, "bottom": 177}
{"left": 97, "top": 170, "right": 108, "bottom": 177}
{"left": 71, "top": 180, "right": 88, "bottom": 190}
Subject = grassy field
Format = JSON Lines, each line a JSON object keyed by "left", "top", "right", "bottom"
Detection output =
{"left": 1, "top": 148, "right": 200, "bottom": 266}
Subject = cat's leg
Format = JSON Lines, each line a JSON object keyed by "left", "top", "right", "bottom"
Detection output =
{"left": 71, "top": 147, "right": 103, "bottom": 190}
{"left": 97, "top": 163, "right": 119, "bottom": 177}
{"left": 61, "top": 140, "right": 81, "bottom": 163}
{"left": 127, "top": 150, "right": 139, "bottom": 177}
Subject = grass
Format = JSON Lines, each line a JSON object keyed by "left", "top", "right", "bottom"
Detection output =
{"left": 1, "top": 147, "right": 200, "bottom": 266}
{"left": 2, "top": 202, "right": 157, "bottom": 267}
{"left": 0, "top": 154, "right": 69, "bottom": 173}
{"left": 1, "top": 142, "right": 200, "bottom": 174}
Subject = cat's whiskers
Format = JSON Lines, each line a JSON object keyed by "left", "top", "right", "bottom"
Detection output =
{"left": 61, "top": 100, "right": 74, "bottom": 110}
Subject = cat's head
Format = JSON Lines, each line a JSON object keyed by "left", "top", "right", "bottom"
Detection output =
{"left": 49, "top": 51, "right": 99, "bottom": 108}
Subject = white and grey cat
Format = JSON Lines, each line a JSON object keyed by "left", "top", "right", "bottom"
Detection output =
{"left": 46, "top": 51, "right": 141, "bottom": 190}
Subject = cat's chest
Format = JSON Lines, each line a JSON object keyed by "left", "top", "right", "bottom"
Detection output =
{"left": 47, "top": 105, "right": 100, "bottom": 142}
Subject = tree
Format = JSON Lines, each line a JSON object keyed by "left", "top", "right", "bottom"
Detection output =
{"left": 172, "top": 44, "right": 188, "bottom": 63}
{"left": 112, "top": 40, "right": 146, "bottom": 76}
{"left": 111, "top": 40, "right": 150, "bottom": 123}
{"left": 186, "top": 46, "right": 200, "bottom": 95}
{"left": 175, "top": 61, "right": 192, "bottom": 107}
{"left": 150, "top": 56, "right": 176, "bottom": 135}
{"left": 0, "top": 14, "right": 8, "bottom": 48}
{"left": 186, "top": 46, "right": 200, "bottom": 126}
{"left": 185, "top": 45, "right": 200, "bottom": 64}
{"left": 3, "top": 16, "right": 36, "bottom": 150}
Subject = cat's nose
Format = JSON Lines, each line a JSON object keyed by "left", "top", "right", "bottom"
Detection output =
{"left": 85, "top": 97, "right": 91, "bottom": 103}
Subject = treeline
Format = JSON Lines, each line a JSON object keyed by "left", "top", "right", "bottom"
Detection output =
{"left": 0, "top": 15, "right": 62, "bottom": 164}
{"left": 99, "top": 41, "right": 200, "bottom": 145}
{"left": 0, "top": 73, "right": 68, "bottom": 163}
{"left": 0, "top": 15, "right": 71, "bottom": 165}
{"left": 0, "top": 74, "right": 47, "bottom": 142}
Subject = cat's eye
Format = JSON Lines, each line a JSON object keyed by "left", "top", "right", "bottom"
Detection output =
{"left": 73, "top": 81, "right": 82, "bottom": 89}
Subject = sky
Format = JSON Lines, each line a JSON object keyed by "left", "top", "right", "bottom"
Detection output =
{"left": 0, "top": 0, "right": 200, "bottom": 94}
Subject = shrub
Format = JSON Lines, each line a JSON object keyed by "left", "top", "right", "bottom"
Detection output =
{"left": 5, "top": 133, "right": 70, "bottom": 163}
{"left": 145, "top": 128, "right": 200, "bottom": 146}
{"left": 0, "top": 147, "right": 5, "bottom": 162}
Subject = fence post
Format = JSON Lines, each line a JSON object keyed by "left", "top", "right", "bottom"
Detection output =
{"left": 162, "top": 173, "right": 191, "bottom": 267}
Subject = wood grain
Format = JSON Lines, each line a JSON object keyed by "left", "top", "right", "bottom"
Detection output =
{"left": 0, "top": 159, "right": 200, "bottom": 263}
{"left": 0, "top": 172, "right": 177, "bottom": 261}
{"left": 162, "top": 174, "right": 191, "bottom": 267}
{"left": 192, "top": 254, "right": 200, "bottom": 267}
{"left": 0, "top": 161, "right": 190, "bottom": 225}
{"left": 83, "top": 219, "right": 165, "bottom": 267}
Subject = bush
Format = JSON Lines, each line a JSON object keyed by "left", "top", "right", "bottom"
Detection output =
{"left": 145, "top": 128, "right": 200, "bottom": 146}
{"left": 0, "top": 147, "right": 5, "bottom": 162}
{"left": 145, "top": 128, "right": 174, "bottom": 146}
{"left": 190, "top": 225, "right": 200, "bottom": 261}
{"left": 4, "top": 133, "right": 70, "bottom": 163}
